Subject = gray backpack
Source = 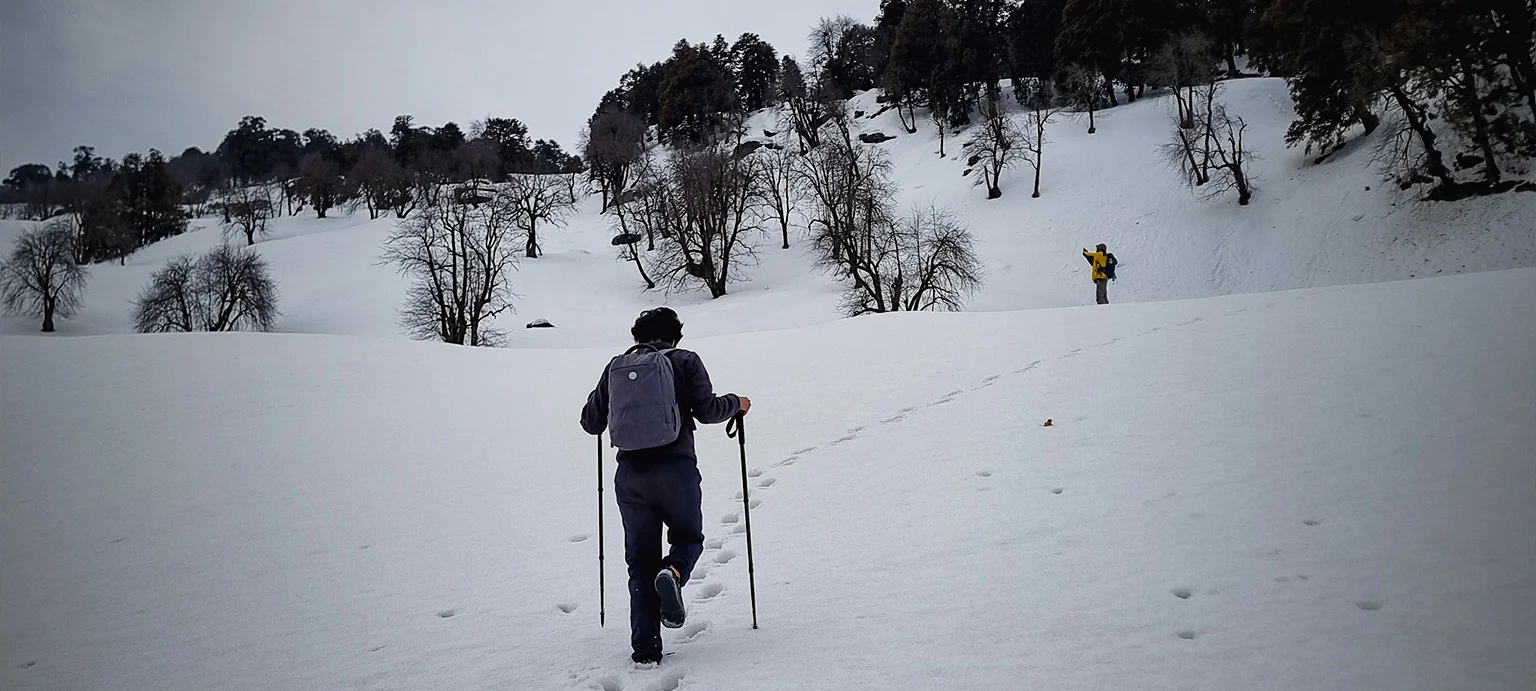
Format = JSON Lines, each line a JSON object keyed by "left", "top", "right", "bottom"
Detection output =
{"left": 606, "top": 345, "right": 682, "bottom": 451}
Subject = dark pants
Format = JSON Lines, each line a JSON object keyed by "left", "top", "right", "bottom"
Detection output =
{"left": 615, "top": 459, "right": 704, "bottom": 657}
{"left": 1095, "top": 279, "right": 1109, "bottom": 305}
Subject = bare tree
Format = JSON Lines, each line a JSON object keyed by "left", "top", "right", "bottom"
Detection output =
{"left": 299, "top": 153, "right": 342, "bottom": 218}
{"left": 1204, "top": 105, "right": 1256, "bottom": 205}
{"left": 351, "top": 148, "right": 403, "bottom": 220}
{"left": 1152, "top": 32, "right": 1218, "bottom": 130}
{"left": 640, "top": 145, "right": 766, "bottom": 298}
{"left": 1164, "top": 83, "right": 1257, "bottom": 205}
{"left": 931, "top": 106, "right": 951, "bottom": 157}
{"left": 759, "top": 135, "right": 803, "bottom": 249}
{"left": 620, "top": 150, "right": 667, "bottom": 252}
{"left": 1061, "top": 64, "right": 1102, "bottom": 134}
{"left": 380, "top": 195, "right": 520, "bottom": 346}
{"left": 0, "top": 218, "right": 88, "bottom": 332}
{"left": 584, "top": 108, "right": 647, "bottom": 212}
{"left": 505, "top": 174, "right": 576, "bottom": 258}
{"left": 964, "top": 95, "right": 1026, "bottom": 199}
{"left": 1015, "top": 80, "right": 1063, "bottom": 199}
{"left": 133, "top": 244, "right": 279, "bottom": 332}
{"left": 779, "top": 56, "right": 825, "bottom": 153}
{"left": 221, "top": 183, "right": 274, "bottom": 246}
{"left": 885, "top": 206, "right": 983, "bottom": 312}
{"left": 456, "top": 139, "right": 502, "bottom": 183}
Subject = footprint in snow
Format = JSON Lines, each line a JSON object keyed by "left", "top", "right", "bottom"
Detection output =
{"left": 1355, "top": 600, "right": 1384, "bottom": 611}
{"left": 1051, "top": 487, "right": 1064, "bottom": 495}
{"left": 746, "top": 498, "right": 761, "bottom": 509}
{"left": 714, "top": 550, "right": 738, "bottom": 564}
{"left": 680, "top": 620, "right": 711, "bottom": 639}
{"left": 437, "top": 609, "right": 457, "bottom": 618}
{"left": 792, "top": 446, "right": 817, "bottom": 455}
{"left": 557, "top": 603, "right": 578, "bottom": 613}
{"left": 594, "top": 675, "right": 624, "bottom": 691}
{"left": 976, "top": 470, "right": 994, "bottom": 477}
{"left": 1171, "top": 587, "right": 1193, "bottom": 600}
{"left": 730, "top": 523, "right": 747, "bottom": 535}
{"left": 829, "top": 434, "right": 858, "bottom": 445}
{"left": 568, "top": 534, "right": 591, "bottom": 543}
{"left": 882, "top": 414, "right": 907, "bottom": 424}
{"left": 693, "top": 582, "right": 724, "bottom": 601}
{"left": 757, "top": 477, "right": 777, "bottom": 488}
{"left": 649, "top": 669, "right": 686, "bottom": 691}
{"left": 1302, "top": 519, "right": 1323, "bottom": 526}
{"left": 774, "top": 456, "right": 798, "bottom": 467}
{"left": 721, "top": 512, "right": 739, "bottom": 524}
{"left": 1013, "top": 360, "right": 1043, "bottom": 374}
{"left": 1060, "top": 348, "right": 1084, "bottom": 358}
{"left": 747, "top": 468, "right": 764, "bottom": 478}
{"left": 705, "top": 537, "right": 726, "bottom": 550}
{"left": 1176, "top": 630, "right": 1199, "bottom": 640}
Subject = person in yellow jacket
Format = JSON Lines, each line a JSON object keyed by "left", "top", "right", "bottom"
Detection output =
{"left": 1082, "top": 243, "right": 1116, "bottom": 305}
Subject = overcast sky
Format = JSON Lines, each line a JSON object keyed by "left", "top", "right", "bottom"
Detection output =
{"left": 0, "top": 0, "right": 877, "bottom": 173}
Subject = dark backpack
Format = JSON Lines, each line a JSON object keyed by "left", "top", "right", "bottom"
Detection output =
{"left": 1104, "top": 253, "right": 1118, "bottom": 281}
{"left": 606, "top": 344, "right": 682, "bottom": 451}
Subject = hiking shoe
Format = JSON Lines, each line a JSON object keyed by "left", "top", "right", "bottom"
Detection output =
{"left": 655, "top": 566, "right": 686, "bottom": 629}
{"left": 632, "top": 649, "right": 663, "bottom": 668}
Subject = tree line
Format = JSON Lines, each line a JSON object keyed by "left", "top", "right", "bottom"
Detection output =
{"left": 0, "top": 112, "right": 585, "bottom": 262}
{"left": 583, "top": 0, "right": 1534, "bottom": 205}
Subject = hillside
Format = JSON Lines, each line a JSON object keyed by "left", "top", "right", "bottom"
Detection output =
{"left": 2, "top": 78, "right": 1532, "bottom": 344}
{"left": 4, "top": 268, "right": 1534, "bottom": 690}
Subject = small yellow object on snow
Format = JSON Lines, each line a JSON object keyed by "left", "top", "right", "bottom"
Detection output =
{"left": 1043, "top": 418, "right": 1054, "bottom": 427}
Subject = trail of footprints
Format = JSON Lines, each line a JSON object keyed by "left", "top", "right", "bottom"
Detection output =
{"left": 561, "top": 295, "right": 1320, "bottom": 678}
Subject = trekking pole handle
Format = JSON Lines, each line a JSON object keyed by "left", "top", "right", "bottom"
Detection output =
{"left": 727, "top": 413, "right": 745, "bottom": 441}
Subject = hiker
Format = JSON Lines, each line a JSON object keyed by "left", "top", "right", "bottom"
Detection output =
{"left": 580, "top": 307, "right": 750, "bottom": 666}
{"left": 1082, "top": 243, "right": 1117, "bottom": 305}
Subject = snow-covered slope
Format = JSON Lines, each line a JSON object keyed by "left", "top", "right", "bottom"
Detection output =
{"left": 801, "top": 78, "right": 1535, "bottom": 309}
{"left": 2, "top": 79, "right": 1531, "bottom": 344}
{"left": 4, "top": 269, "right": 1534, "bottom": 691}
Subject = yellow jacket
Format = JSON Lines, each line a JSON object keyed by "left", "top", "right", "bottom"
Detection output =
{"left": 1083, "top": 249, "right": 1108, "bottom": 281}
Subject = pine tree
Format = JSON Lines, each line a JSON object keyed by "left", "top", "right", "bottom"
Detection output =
{"left": 1006, "top": 0, "right": 1066, "bottom": 81}
{"left": 1056, "top": 0, "right": 1127, "bottom": 105}
{"left": 731, "top": 34, "right": 781, "bottom": 113}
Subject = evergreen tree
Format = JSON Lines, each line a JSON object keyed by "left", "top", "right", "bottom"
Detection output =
{"left": 886, "top": 0, "right": 954, "bottom": 131}
{"left": 1056, "top": 0, "right": 1127, "bottom": 105}
{"left": 731, "top": 33, "right": 782, "bottom": 113}
{"left": 1006, "top": 0, "right": 1066, "bottom": 80}
{"left": 658, "top": 41, "right": 739, "bottom": 144}
{"left": 871, "top": 0, "right": 911, "bottom": 82}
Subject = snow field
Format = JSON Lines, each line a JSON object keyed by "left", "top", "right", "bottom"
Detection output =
{"left": 4, "top": 268, "right": 1533, "bottom": 690}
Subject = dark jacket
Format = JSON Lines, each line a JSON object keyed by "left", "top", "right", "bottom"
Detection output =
{"left": 581, "top": 343, "right": 740, "bottom": 465}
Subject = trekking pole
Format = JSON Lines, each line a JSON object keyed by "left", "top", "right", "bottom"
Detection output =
{"left": 726, "top": 413, "right": 759, "bottom": 629}
{"left": 597, "top": 433, "right": 606, "bottom": 628}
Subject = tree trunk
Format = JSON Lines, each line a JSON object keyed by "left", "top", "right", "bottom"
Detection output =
{"left": 780, "top": 216, "right": 790, "bottom": 250}
{"left": 937, "top": 127, "right": 946, "bottom": 157}
{"left": 1032, "top": 144, "right": 1043, "bottom": 198}
{"left": 1386, "top": 84, "right": 1457, "bottom": 194}
{"left": 629, "top": 245, "right": 655, "bottom": 289}
{"left": 41, "top": 297, "right": 55, "bottom": 332}
{"left": 1457, "top": 58, "right": 1501, "bottom": 185}
{"left": 1356, "top": 105, "right": 1380, "bottom": 136}
{"left": 1225, "top": 49, "right": 1239, "bottom": 78}
{"left": 245, "top": 228, "right": 255, "bottom": 246}
{"left": 525, "top": 221, "right": 539, "bottom": 258}
{"left": 1088, "top": 105, "right": 1097, "bottom": 134}
{"left": 1233, "top": 165, "right": 1251, "bottom": 205}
